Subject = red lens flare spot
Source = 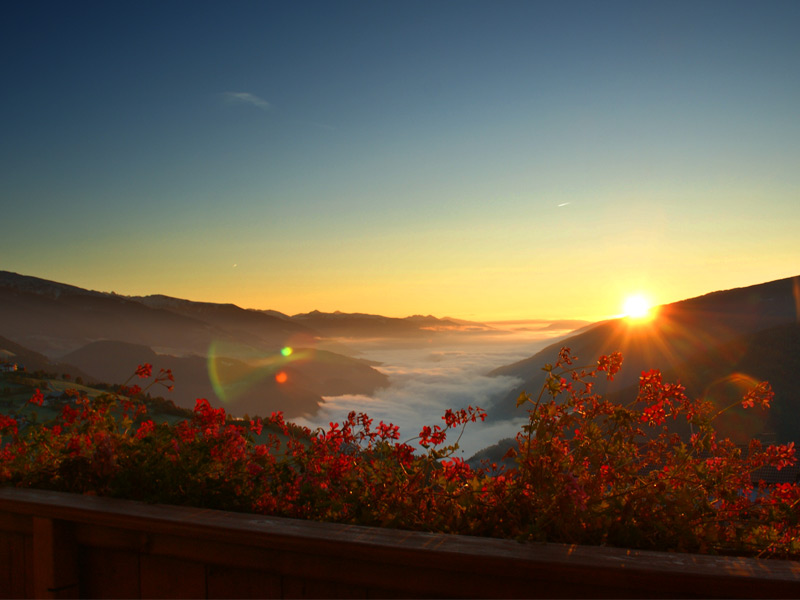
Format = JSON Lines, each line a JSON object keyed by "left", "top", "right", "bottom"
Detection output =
{"left": 275, "top": 371, "right": 288, "bottom": 384}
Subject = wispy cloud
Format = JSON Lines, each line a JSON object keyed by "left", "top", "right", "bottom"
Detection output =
{"left": 222, "top": 92, "right": 271, "bottom": 111}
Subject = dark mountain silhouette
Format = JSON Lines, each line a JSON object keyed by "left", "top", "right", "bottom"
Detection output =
{"left": 258, "top": 309, "right": 293, "bottom": 321}
{"left": 289, "top": 310, "right": 494, "bottom": 337}
{"left": 61, "top": 340, "right": 388, "bottom": 419}
{"left": 0, "top": 271, "right": 391, "bottom": 416}
{"left": 60, "top": 341, "right": 159, "bottom": 385}
{"left": 598, "top": 322, "right": 800, "bottom": 445}
{"left": 0, "top": 272, "right": 500, "bottom": 359}
{"left": 0, "top": 271, "right": 235, "bottom": 357}
{"left": 129, "top": 295, "right": 318, "bottom": 351}
{"left": 488, "top": 276, "right": 800, "bottom": 432}
{"left": 0, "top": 334, "right": 94, "bottom": 381}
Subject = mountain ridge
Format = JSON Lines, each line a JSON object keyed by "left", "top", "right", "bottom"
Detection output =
{"left": 0, "top": 271, "right": 392, "bottom": 417}
{"left": 487, "top": 275, "right": 800, "bottom": 431}
{"left": 0, "top": 271, "right": 502, "bottom": 350}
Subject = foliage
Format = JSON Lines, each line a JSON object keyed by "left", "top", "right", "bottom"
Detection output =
{"left": 1, "top": 349, "right": 799, "bottom": 559}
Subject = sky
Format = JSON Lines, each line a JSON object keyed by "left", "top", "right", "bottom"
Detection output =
{"left": 2, "top": 0, "right": 799, "bottom": 321}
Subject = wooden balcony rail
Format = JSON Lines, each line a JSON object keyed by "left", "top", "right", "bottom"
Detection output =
{"left": 1, "top": 487, "right": 800, "bottom": 598}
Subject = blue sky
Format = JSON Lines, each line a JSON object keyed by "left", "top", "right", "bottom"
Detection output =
{"left": 2, "top": 1, "right": 799, "bottom": 320}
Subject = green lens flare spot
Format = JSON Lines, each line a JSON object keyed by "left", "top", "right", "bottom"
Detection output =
{"left": 281, "top": 347, "right": 293, "bottom": 357}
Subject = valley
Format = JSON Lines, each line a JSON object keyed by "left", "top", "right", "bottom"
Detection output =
{"left": 2, "top": 270, "right": 798, "bottom": 459}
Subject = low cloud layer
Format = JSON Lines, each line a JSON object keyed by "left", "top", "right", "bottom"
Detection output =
{"left": 296, "top": 334, "right": 555, "bottom": 459}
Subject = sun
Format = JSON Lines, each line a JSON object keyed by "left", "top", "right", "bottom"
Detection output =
{"left": 622, "top": 294, "right": 654, "bottom": 321}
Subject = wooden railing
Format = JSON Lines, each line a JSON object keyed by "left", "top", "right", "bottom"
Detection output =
{"left": 2, "top": 487, "right": 800, "bottom": 598}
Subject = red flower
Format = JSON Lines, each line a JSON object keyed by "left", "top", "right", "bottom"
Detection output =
{"left": 135, "top": 420, "right": 155, "bottom": 440}
{"left": 136, "top": 364, "right": 153, "bottom": 379}
{"left": 0, "top": 414, "right": 18, "bottom": 436}
{"left": 377, "top": 421, "right": 400, "bottom": 440}
{"left": 29, "top": 389, "right": 44, "bottom": 406}
{"left": 597, "top": 352, "right": 623, "bottom": 380}
{"left": 742, "top": 381, "right": 773, "bottom": 409}
{"left": 419, "top": 426, "right": 432, "bottom": 446}
{"left": 61, "top": 404, "right": 79, "bottom": 425}
{"left": 557, "top": 347, "right": 576, "bottom": 366}
{"left": 641, "top": 402, "right": 667, "bottom": 426}
{"left": 765, "top": 442, "right": 797, "bottom": 470}
{"left": 441, "top": 457, "right": 473, "bottom": 481}
{"left": 419, "top": 424, "right": 447, "bottom": 447}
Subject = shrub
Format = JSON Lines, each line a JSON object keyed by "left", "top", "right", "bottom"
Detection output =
{"left": 0, "top": 349, "right": 798, "bottom": 558}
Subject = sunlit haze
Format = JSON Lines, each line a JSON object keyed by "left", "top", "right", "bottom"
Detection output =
{"left": 2, "top": 1, "right": 799, "bottom": 321}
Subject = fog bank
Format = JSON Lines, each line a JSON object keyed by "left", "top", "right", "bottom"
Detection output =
{"left": 296, "top": 330, "right": 567, "bottom": 459}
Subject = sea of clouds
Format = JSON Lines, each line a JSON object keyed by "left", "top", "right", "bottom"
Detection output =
{"left": 296, "top": 329, "right": 569, "bottom": 459}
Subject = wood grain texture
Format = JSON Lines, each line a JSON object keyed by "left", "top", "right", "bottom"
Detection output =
{"left": 0, "top": 487, "right": 799, "bottom": 598}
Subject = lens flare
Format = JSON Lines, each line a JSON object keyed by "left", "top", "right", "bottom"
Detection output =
{"left": 207, "top": 340, "right": 309, "bottom": 403}
{"left": 703, "top": 372, "right": 770, "bottom": 443}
